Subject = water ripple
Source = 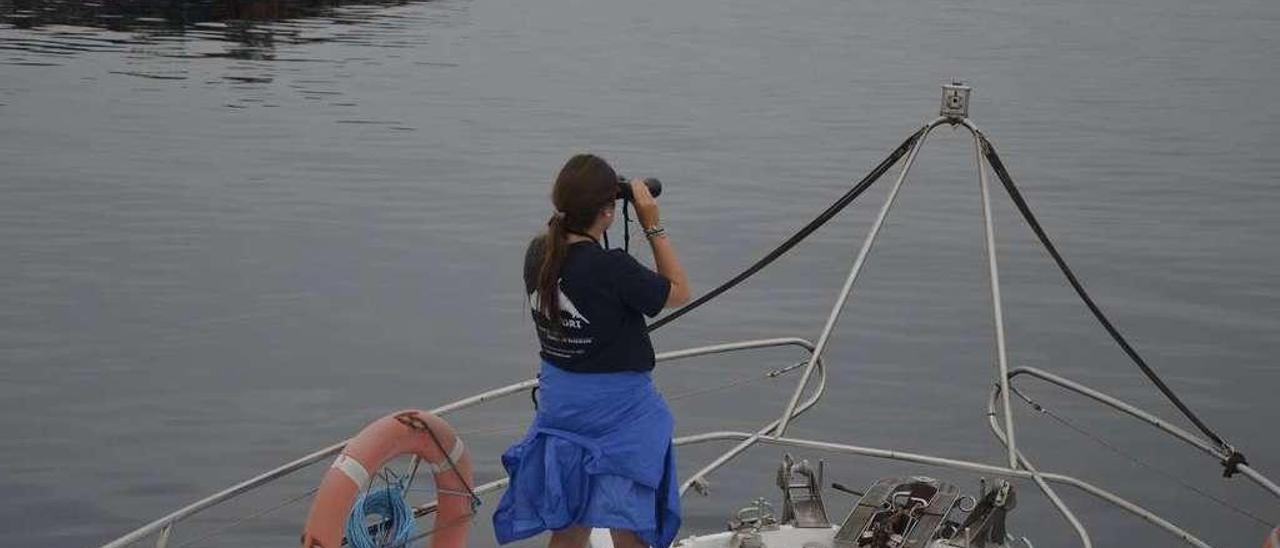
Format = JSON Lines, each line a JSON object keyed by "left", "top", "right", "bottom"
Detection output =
{"left": 1, "top": 0, "right": 466, "bottom": 117}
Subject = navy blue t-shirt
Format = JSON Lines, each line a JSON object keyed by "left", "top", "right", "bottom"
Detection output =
{"left": 524, "top": 239, "right": 671, "bottom": 373}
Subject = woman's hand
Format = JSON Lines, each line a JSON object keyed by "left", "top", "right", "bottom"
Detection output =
{"left": 629, "top": 178, "right": 690, "bottom": 307}
{"left": 629, "top": 178, "right": 660, "bottom": 230}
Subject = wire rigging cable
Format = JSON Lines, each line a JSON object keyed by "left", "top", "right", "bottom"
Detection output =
{"left": 978, "top": 134, "right": 1241, "bottom": 469}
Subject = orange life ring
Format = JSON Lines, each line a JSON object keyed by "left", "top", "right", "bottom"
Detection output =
{"left": 301, "top": 409, "right": 475, "bottom": 548}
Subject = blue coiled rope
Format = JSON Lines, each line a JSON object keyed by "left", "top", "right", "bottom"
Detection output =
{"left": 345, "top": 483, "right": 416, "bottom": 548}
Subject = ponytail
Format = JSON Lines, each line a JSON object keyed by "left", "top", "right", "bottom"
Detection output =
{"left": 536, "top": 212, "right": 569, "bottom": 323}
{"left": 533, "top": 153, "right": 619, "bottom": 329}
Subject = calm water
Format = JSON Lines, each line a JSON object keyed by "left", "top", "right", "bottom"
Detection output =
{"left": 2, "top": 0, "right": 1278, "bottom": 546}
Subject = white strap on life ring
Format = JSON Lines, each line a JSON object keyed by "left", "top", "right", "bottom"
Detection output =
{"left": 331, "top": 454, "right": 371, "bottom": 489}
{"left": 429, "top": 438, "right": 465, "bottom": 474}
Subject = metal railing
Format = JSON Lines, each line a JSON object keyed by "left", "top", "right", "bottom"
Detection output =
{"left": 100, "top": 337, "right": 823, "bottom": 548}
{"left": 1001, "top": 366, "right": 1280, "bottom": 499}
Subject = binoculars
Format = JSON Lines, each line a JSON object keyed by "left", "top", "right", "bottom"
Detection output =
{"left": 616, "top": 177, "right": 662, "bottom": 201}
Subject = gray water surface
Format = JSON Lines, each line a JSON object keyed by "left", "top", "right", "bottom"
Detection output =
{"left": 2, "top": 0, "right": 1279, "bottom": 546}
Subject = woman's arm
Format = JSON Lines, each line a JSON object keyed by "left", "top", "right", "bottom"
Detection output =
{"left": 629, "top": 179, "right": 691, "bottom": 308}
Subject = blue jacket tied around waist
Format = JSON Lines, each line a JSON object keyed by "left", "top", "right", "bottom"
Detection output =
{"left": 493, "top": 363, "right": 681, "bottom": 547}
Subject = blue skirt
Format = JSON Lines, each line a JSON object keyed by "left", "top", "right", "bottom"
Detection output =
{"left": 492, "top": 362, "right": 681, "bottom": 547}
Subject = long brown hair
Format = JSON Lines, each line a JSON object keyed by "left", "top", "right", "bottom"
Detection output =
{"left": 535, "top": 154, "right": 618, "bottom": 323}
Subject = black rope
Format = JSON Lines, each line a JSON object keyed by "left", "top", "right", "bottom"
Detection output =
{"left": 977, "top": 134, "right": 1237, "bottom": 463}
{"left": 393, "top": 412, "right": 482, "bottom": 510}
{"left": 646, "top": 125, "right": 928, "bottom": 332}
{"left": 420, "top": 423, "right": 481, "bottom": 511}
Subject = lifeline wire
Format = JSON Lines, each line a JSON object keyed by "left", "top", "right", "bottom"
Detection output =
{"left": 978, "top": 134, "right": 1240, "bottom": 467}
{"left": 665, "top": 360, "right": 807, "bottom": 402}
{"left": 646, "top": 126, "right": 928, "bottom": 332}
{"left": 172, "top": 487, "right": 318, "bottom": 548}
{"left": 1010, "top": 385, "right": 1271, "bottom": 527}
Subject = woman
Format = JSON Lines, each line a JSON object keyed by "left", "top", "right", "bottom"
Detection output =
{"left": 493, "top": 154, "right": 691, "bottom": 548}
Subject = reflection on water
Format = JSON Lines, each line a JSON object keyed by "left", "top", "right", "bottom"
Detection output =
{"left": 2, "top": 0, "right": 417, "bottom": 29}
{"left": 0, "top": 0, "right": 463, "bottom": 118}
{"left": 0, "top": 0, "right": 444, "bottom": 63}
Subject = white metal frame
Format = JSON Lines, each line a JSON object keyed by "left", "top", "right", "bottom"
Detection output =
{"left": 100, "top": 95, "right": 1280, "bottom": 548}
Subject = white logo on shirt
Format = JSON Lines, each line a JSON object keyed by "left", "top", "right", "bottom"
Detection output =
{"left": 529, "top": 283, "right": 590, "bottom": 328}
